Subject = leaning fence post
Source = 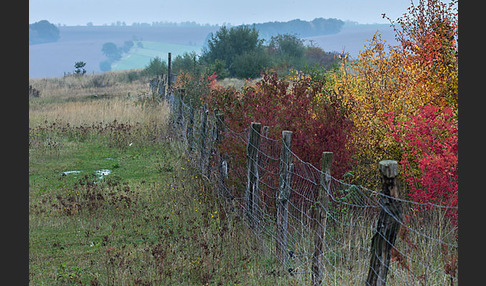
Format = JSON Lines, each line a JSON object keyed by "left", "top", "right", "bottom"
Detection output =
{"left": 245, "top": 122, "right": 261, "bottom": 227}
{"left": 276, "top": 130, "right": 293, "bottom": 267}
{"left": 366, "top": 160, "right": 403, "bottom": 286}
{"left": 312, "top": 151, "right": 333, "bottom": 285}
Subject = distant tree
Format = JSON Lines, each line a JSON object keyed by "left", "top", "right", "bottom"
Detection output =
{"left": 122, "top": 40, "right": 134, "bottom": 53}
{"left": 201, "top": 25, "right": 264, "bottom": 77}
{"left": 267, "top": 34, "right": 306, "bottom": 71}
{"left": 141, "top": 56, "right": 167, "bottom": 77}
{"left": 172, "top": 52, "right": 204, "bottom": 77}
{"left": 232, "top": 49, "right": 270, "bottom": 78}
{"left": 74, "top": 61, "right": 87, "bottom": 75}
{"left": 207, "top": 59, "right": 230, "bottom": 80}
{"left": 269, "top": 34, "right": 305, "bottom": 58}
{"left": 29, "top": 20, "right": 60, "bottom": 44}
{"left": 101, "top": 42, "right": 122, "bottom": 61}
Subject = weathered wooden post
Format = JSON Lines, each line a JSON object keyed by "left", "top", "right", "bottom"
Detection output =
{"left": 245, "top": 122, "right": 262, "bottom": 227}
{"left": 167, "top": 52, "right": 172, "bottom": 91}
{"left": 186, "top": 99, "right": 195, "bottom": 152}
{"left": 200, "top": 104, "right": 209, "bottom": 176}
{"left": 214, "top": 111, "right": 227, "bottom": 198}
{"left": 176, "top": 88, "right": 184, "bottom": 127}
{"left": 366, "top": 160, "right": 403, "bottom": 286}
{"left": 276, "top": 130, "right": 293, "bottom": 266}
{"left": 312, "top": 151, "right": 333, "bottom": 285}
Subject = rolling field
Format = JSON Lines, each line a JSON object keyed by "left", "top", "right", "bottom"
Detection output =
{"left": 111, "top": 41, "right": 201, "bottom": 71}
{"left": 29, "top": 25, "right": 218, "bottom": 78}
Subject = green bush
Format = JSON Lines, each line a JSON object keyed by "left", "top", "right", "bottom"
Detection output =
{"left": 141, "top": 57, "right": 168, "bottom": 77}
{"left": 232, "top": 50, "right": 270, "bottom": 79}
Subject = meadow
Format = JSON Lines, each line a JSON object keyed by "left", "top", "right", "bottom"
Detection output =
{"left": 111, "top": 41, "right": 201, "bottom": 72}
{"left": 28, "top": 71, "right": 296, "bottom": 285}
{"left": 29, "top": 25, "right": 218, "bottom": 78}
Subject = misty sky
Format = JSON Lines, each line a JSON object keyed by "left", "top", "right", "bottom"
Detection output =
{"left": 29, "top": 0, "right": 412, "bottom": 26}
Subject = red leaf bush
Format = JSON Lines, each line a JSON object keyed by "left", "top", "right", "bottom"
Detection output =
{"left": 386, "top": 105, "right": 457, "bottom": 222}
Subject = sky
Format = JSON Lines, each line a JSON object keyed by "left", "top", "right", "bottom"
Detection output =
{"left": 29, "top": 0, "right": 412, "bottom": 26}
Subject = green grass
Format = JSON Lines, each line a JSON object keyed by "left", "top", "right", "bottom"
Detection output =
{"left": 29, "top": 95, "right": 295, "bottom": 285}
{"left": 111, "top": 41, "right": 201, "bottom": 71}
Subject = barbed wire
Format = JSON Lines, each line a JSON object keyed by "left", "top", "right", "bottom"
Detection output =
{"left": 168, "top": 92, "right": 458, "bottom": 285}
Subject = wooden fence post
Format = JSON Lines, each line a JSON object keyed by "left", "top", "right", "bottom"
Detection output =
{"left": 176, "top": 88, "right": 184, "bottom": 126}
{"left": 312, "top": 151, "right": 333, "bottom": 285}
{"left": 245, "top": 122, "right": 261, "bottom": 227}
{"left": 200, "top": 104, "right": 209, "bottom": 176}
{"left": 167, "top": 52, "right": 172, "bottom": 91}
{"left": 276, "top": 130, "right": 293, "bottom": 267}
{"left": 214, "top": 111, "right": 227, "bottom": 198}
{"left": 366, "top": 160, "right": 403, "bottom": 286}
{"left": 186, "top": 99, "right": 195, "bottom": 152}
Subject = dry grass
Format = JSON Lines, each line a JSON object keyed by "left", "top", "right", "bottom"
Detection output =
{"left": 29, "top": 70, "right": 146, "bottom": 100}
{"left": 29, "top": 70, "right": 169, "bottom": 128}
{"left": 218, "top": 77, "right": 260, "bottom": 90}
{"left": 29, "top": 96, "right": 170, "bottom": 128}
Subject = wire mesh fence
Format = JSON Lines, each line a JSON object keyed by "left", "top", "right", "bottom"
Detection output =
{"left": 166, "top": 89, "right": 458, "bottom": 285}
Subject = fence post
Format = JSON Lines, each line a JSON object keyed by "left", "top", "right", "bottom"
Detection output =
{"left": 176, "top": 88, "right": 184, "bottom": 127}
{"left": 257, "top": 126, "right": 269, "bottom": 186}
{"left": 214, "top": 111, "right": 227, "bottom": 198}
{"left": 312, "top": 151, "right": 333, "bottom": 285}
{"left": 245, "top": 122, "right": 261, "bottom": 227}
{"left": 366, "top": 160, "right": 403, "bottom": 286}
{"left": 186, "top": 99, "right": 195, "bottom": 152}
{"left": 167, "top": 52, "right": 172, "bottom": 92}
{"left": 200, "top": 104, "right": 209, "bottom": 177}
{"left": 276, "top": 130, "right": 293, "bottom": 267}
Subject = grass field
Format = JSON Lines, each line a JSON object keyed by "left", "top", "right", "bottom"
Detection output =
{"left": 28, "top": 72, "right": 295, "bottom": 285}
{"left": 29, "top": 25, "right": 219, "bottom": 78}
{"left": 111, "top": 41, "right": 202, "bottom": 72}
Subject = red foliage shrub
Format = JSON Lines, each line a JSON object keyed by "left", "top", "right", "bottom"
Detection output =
{"left": 386, "top": 105, "right": 457, "bottom": 221}
{"left": 206, "top": 71, "right": 355, "bottom": 179}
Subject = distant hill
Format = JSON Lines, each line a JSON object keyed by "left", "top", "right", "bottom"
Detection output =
{"left": 302, "top": 23, "right": 398, "bottom": 59}
{"left": 29, "top": 25, "right": 219, "bottom": 78}
{"left": 29, "top": 19, "right": 397, "bottom": 78}
{"left": 241, "top": 18, "right": 345, "bottom": 41}
{"left": 29, "top": 20, "right": 60, "bottom": 45}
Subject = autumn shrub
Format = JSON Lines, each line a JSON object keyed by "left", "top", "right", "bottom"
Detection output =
{"left": 323, "top": 0, "right": 458, "bottom": 191}
{"left": 175, "top": 71, "right": 218, "bottom": 108}
{"left": 386, "top": 105, "right": 458, "bottom": 221}
{"left": 205, "top": 70, "right": 355, "bottom": 180}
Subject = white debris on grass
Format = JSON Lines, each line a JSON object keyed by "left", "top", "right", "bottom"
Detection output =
{"left": 95, "top": 169, "right": 112, "bottom": 179}
{"left": 62, "top": 170, "right": 82, "bottom": 175}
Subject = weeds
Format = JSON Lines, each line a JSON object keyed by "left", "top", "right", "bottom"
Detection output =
{"left": 56, "top": 262, "right": 83, "bottom": 283}
{"left": 29, "top": 87, "right": 293, "bottom": 285}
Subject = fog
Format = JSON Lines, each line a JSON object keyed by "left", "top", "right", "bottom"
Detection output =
{"left": 29, "top": 0, "right": 411, "bottom": 26}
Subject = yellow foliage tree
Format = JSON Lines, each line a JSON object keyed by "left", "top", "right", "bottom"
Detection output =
{"left": 323, "top": 0, "right": 458, "bottom": 187}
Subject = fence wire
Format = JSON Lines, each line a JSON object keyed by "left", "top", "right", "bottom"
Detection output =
{"left": 167, "top": 92, "right": 458, "bottom": 285}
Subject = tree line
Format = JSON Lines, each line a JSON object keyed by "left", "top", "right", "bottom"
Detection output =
{"left": 142, "top": 25, "right": 344, "bottom": 80}
{"left": 246, "top": 17, "right": 344, "bottom": 40}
